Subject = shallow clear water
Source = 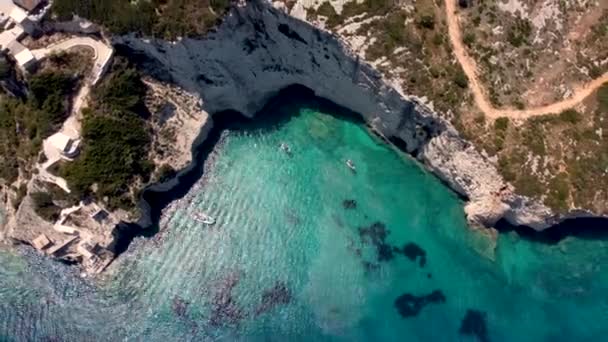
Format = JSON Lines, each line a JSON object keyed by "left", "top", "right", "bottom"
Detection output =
{"left": 2, "top": 100, "right": 608, "bottom": 341}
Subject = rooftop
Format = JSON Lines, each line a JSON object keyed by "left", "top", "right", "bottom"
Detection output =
{"left": 47, "top": 132, "right": 73, "bottom": 152}
{"left": 12, "top": 0, "right": 42, "bottom": 12}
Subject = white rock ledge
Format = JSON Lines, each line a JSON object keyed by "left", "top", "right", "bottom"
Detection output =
{"left": 114, "top": 0, "right": 571, "bottom": 231}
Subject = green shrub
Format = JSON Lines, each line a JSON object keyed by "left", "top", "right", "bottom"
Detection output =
{"left": 559, "top": 109, "right": 582, "bottom": 124}
{"left": 521, "top": 123, "right": 546, "bottom": 155}
{"left": 432, "top": 33, "right": 444, "bottom": 46}
{"left": 365, "top": 10, "right": 409, "bottom": 60}
{"left": 28, "top": 71, "right": 76, "bottom": 135}
{"left": 497, "top": 155, "right": 516, "bottom": 182}
{"left": 494, "top": 117, "right": 509, "bottom": 131}
{"left": 341, "top": 0, "right": 394, "bottom": 18}
{"left": 453, "top": 68, "right": 469, "bottom": 88}
{"left": 52, "top": 0, "right": 230, "bottom": 38}
{"left": 94, "top": 66, "right": 147, "bottom": 114}
{"left": 598, "top": 83, "right": 608, "bottom": 114}
{"left": 0, "top": 95, "right": 63, "bottom": 183}
{"left": 513, "top": 173, "right": 544, "bottom": 198}
{"left": 315, "top": 2, "right": 340, "bottom": 28}
{"left": 463, "top": 32, "right": 476, "bottom": 47}
{"left": 545, "top": 173, "right": 570, "bottom": 212}
{"left": 417, "top": 14, "right": 435, "bottom": 30}
{"left": 506, "top": 16, "right": 532, "bottom": 47}
{"left": 0, "top": 57, "right": 10, "bottom": 79}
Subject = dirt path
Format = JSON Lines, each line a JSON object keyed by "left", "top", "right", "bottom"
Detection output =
{"left": 444, "top": 0, "right": 608, "bottom": 120}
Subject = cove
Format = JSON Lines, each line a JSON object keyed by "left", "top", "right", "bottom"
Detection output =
{"left": 2, "top": 92, "right": 608, "bottom": 341}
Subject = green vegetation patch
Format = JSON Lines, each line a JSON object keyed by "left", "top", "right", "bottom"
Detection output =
{"left": 52, "top": 0, "right": 231, "bottom": 38}
{"left": 60, "top": 63, "right": 153, "bottom": 210}
{"left": 364, "top": 10, "right": 409, "bottom": 60}
{"left": 506, "top": 16, "right": 532, "bottom": 47}
{"left": 28, "top": 71, "right": 77, "bottom": 135}
{"left": 0, "top": 70, "right": 76, "bottom": 184}
{"left": 308, "top": 0, "right": 398, "bottom": 29}
{"left": 558, "top": 109, "right": 582, "bottom": 124}
{"left": 599, "top": 83, "right": 608, "bottom": 114}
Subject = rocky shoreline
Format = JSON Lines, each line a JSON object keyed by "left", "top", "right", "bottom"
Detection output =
{"left": 113, "top": 0, "right": 582, "bottom": 233}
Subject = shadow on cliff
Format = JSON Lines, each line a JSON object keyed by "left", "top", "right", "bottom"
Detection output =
{"left": 494, "top": 217, "right": 608, "bottom": 244}
{"left": 108, "top": 85, "right": 365, "bottom": 255}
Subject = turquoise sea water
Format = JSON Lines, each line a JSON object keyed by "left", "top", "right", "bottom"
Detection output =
{"left": 2, "top": 99, "right": 608, "bottom": 341}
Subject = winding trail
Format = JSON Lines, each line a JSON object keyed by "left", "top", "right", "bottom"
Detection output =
{"left": 444, "top": 0, "right": 608, "bottom": 120}
{"left": 32, "top": 37, "right": 114, "bottom": 139}
{"left": 34, "top": 37, "right": 114, "bottom": 193}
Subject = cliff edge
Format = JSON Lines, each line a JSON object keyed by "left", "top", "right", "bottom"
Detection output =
{"left": 115, "top": 0, "right": 564, "bottom": 230}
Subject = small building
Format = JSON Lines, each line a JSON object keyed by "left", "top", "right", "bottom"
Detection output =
{"left": 0, "top": 30, "right": 15, "bottom": 51}
{"left": 12, "top": 44, "right": 34, "bottom": 69}
{"left": 48, "top": 132, "right": 80, "bottom": 159}
{"left": 12, "top": 0, "right": 43, "bottom": 12}
{"left": 2, "top": 38, "right": 35, "bottom": 70}
{"left": 8, "top": 5, "right": 26, "bottom": 24}
{"left": 32, "top": 234, "right": 52, "bottom": 251}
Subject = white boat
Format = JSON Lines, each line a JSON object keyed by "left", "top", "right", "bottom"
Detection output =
{"left": 280, "top": 142, "right": 292, "bottom": 155}
{"left": 192, "top": 212, "right": 216, "bottom": 225}
{"left": 346, "top": 159, "right": 356, "bottom": 172}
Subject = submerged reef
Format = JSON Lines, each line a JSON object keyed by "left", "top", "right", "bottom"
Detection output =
{"left": 358, "top": 221, "right": 428, "bottom": 267}
{"left": 394, "top": 290, "right": 446, "bottom": 318}
{"left": 358, "top": 221, "right": 395, "bottom": 262}
{"left": 209, "top": 272, "right": 245, "bottom": 326}
{"left": 255, "top": 281, "right": 292, "bottom": 316}
{"left": 400, "top": 242, "right": 427, "bottom": 267}
{"left": 460, "top": 309, "right": 490, "bottom": 342}
{"left": 342, "top": 199, "right": 357, "bottom": 209}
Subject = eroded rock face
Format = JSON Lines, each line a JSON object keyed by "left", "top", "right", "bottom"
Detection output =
{"left": 114, "top": 0, "right": 558, "bottom": 230}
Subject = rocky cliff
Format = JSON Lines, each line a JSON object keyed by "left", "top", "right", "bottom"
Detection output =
{"left": 114, "top": 0, "right": 558, "bottom": 230}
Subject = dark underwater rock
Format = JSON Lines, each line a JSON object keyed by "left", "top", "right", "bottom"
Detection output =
{"left": 359, "top": 221, "right": 397, "bottom": 262}
{"left": 394, "top": 290, "right": 446, "bottom": 318}
{"left": 210, "top": 272, "right": 246, "bottom": 326}
{"left": 359, "top": 221, "right": 389, "bottom": 245}
{"left": 377, "top": 242, "right": 395, "bottom": 262}
{"left": 400, "top": 242, "right": 427, "bottom": 267}
{"left": 362, "top": 261, "right": 380, "bottom": 273}
{"left": 342, "top": 199, "right": 357, "bottom": 209}
{"left": 172, "top": 296, "right": 190, "bottom": 317}
{"left": 460, "top": 309, "right": 490, "bottom": 342}
{"left": 255, "top": 281, "right": 292, "bottom": 316}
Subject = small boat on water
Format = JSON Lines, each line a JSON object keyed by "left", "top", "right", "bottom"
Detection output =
{"left": 192, "top": 211, "right": 216, "bottom": 225}
{"left": 280, "top": 142, "right": 292, "bottom": 155}
{"left": 346, "top": 159, "right": 356, "bottom": 172}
